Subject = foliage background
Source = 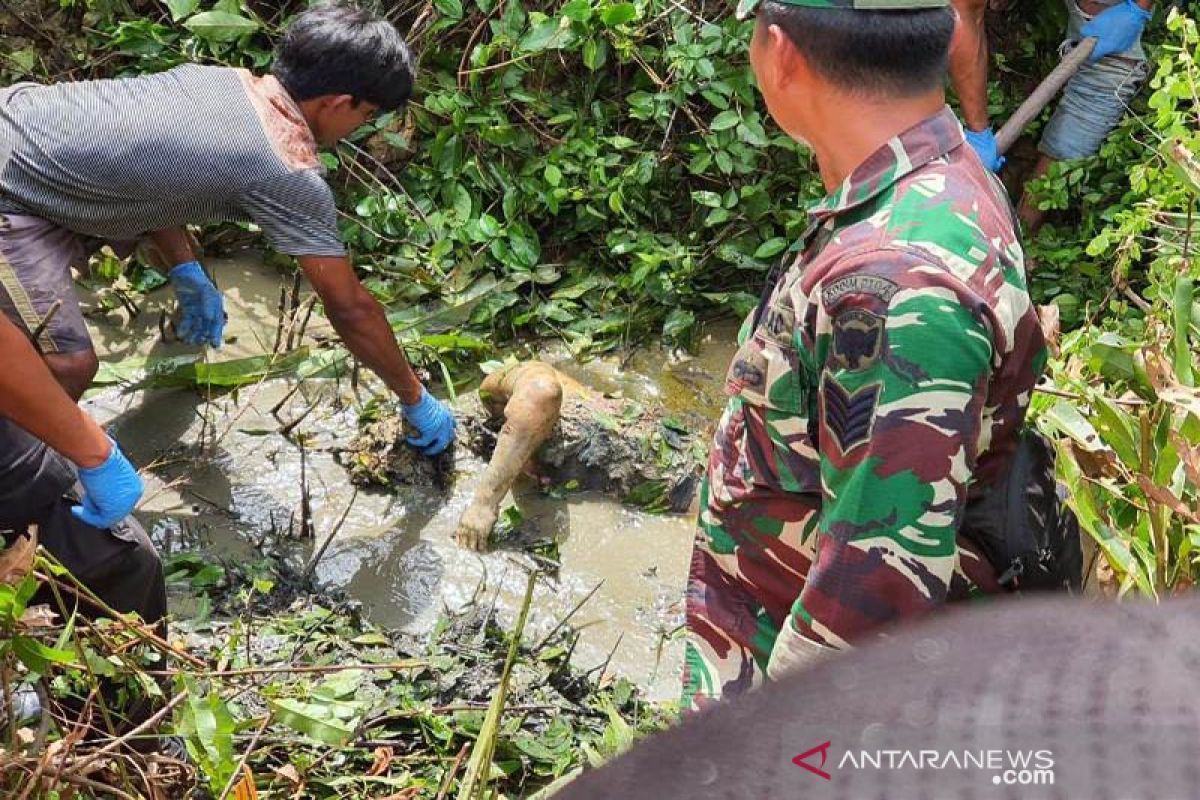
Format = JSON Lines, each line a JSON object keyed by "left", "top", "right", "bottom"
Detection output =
{"left": 4, "top": 0, "right": 823, "bottom": 355}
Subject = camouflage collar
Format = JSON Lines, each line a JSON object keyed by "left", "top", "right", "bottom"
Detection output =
{"left": 807, "top": 106, "right": 965, "bottom": 224}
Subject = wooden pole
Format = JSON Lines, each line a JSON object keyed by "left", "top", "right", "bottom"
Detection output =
{"left": 995, "top": 38, "right": 1097, "bottom": 155}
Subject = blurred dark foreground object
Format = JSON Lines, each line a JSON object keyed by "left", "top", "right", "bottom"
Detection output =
{"left": 561, "top": 597, "right": 1200, "bottom": 799}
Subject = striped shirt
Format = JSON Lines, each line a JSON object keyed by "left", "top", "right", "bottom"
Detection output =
{"left": 0, "top": 65, "right": 344, "bottom": 257}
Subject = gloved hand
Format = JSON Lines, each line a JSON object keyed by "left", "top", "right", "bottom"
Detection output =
{"left": 169, "top": 260, "right": 225, "bottom": 347}
{"left": 964, "top": 126, "right": 1006, "bottom": 172}
{"left": 402, "top": 388, "right": 456, "bottom": 456}
{"left": 1082, "top": 0, "right": 1152, "bottom": 63}
{"left": 71, "top": 437, "right": 144, "bottom": 529}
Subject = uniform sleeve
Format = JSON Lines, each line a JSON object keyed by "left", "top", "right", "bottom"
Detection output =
{"left": 793, "top": 251, "right": 995, "bottom": 648}
{"left": 239, "top": 169, "right": 345, "bottom": 258}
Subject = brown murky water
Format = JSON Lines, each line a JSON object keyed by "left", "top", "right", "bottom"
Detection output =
{"left": 81, "top": 252, "right": 740, "bottom": 700}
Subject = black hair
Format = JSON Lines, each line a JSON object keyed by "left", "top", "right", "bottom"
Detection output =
{"left": 273, "top": 3, "right": 415, "bottom": 111}
{"left": 757, "top": 1, "right": 954, "bottom": 97}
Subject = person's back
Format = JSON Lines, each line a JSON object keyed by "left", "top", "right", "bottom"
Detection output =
{"left": 0, "top": 64, "right": 341, "bottom": 256}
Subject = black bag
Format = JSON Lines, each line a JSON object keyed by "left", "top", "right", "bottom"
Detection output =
{"left": 961, "top": 428, "right": 1083, "bottom": 592}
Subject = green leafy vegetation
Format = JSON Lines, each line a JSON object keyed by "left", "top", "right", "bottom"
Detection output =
{"left": 0, "top": 548, "right": 668, "bottom": 798}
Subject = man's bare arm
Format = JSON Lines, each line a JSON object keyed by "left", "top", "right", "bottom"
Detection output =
{"left": 0, "top": 315, "right": 110, "bottom": 468}
{"left": 297, "top": 255, "right": 424, "bottom": 405}
{"left": 145, "top": 227, "right": 199, "bottom": 270}
{"left": 949, "top": 0, "right": 991, "bottom": 131}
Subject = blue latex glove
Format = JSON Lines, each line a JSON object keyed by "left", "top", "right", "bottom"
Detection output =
{"left": 71, "top": 437, "right": 144, "bottom": 529}
{"left": 402, "top": 388, "right": 456, "bottom": 456}
{"left": 964, "top": 127, "right": 1006, "bottom": 173}
{"left": 1081, "top": 0, "right": 1152, "bottom": 63}
{"left": 169, "top": 261, "right": 225, "bottom": 347}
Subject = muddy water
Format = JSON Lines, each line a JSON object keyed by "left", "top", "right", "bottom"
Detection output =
{"left": 81, "top": 252, "right": 740, "bottom": 700}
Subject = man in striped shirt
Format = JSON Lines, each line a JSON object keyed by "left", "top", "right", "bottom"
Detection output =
{"left": 0, "top": 5, "right": 454, "bottom": 625}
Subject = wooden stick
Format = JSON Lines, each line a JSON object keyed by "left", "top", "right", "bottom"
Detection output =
{"left": 996, "top": 38, "right": 1096, "bottom": 154}
{"left": 303, "top": 488, "right": 359, "bottom": 582}
{"left": 59, "top": 691, "right": 189, "bottom": 777}
{"left": 217, "top": 715, "right": 271, "bottom": 800}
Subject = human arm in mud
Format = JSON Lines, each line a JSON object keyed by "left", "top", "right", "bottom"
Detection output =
{"left": 144, "top": 228, "right": 199, "bottom": 268}
{"left": 456, "top": 362, "right": 564, "bottom": 551}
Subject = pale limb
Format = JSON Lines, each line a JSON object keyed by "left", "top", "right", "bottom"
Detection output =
{"left": 455, "top": 362, "right": 564, "bottom": 551}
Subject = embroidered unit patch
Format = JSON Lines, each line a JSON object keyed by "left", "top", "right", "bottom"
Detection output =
{"left": 831, "top": 309, "right": 885, "bottom": 372}
{"left": 820, "top": 274, "right": 899, "bottom": 308}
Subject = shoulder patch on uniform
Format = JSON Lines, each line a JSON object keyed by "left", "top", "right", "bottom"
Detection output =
{"left": 822, "top": 373, "right": 880, "bottom": 454}
{"left": 729, "top": 356, "right": 765, "bottom": 390}
{"left": 831, "top": 309, "right": 884, "bottom": 372}
{"left": 820, "top": 275, "right": 899, "bottom": 308}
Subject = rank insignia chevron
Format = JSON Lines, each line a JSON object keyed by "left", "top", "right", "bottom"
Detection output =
{"left": 822, "top": 374, "right": 880, "bottom": 453}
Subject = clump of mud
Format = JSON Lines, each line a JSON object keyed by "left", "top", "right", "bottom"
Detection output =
{"left": 340, "top": 391, "right": 710, "bottom": 513}
{"left": 337, "top": 401, "right": 460, "bottom": 490}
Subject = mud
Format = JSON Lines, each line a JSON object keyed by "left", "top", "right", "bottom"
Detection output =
{"left": 78, "top": 251, "right": 739, "bottom": 700}
{"left": 342, "top": 381, "right": 709, "bottom": 514}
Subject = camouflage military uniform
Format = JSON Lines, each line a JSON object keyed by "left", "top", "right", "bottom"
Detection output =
{"left": 683, "top": 107, "right": 1049, "bottom": 709}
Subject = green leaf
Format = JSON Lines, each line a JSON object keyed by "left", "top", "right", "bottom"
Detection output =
{"left": 184, "top": 10, "right": 259, "bottom": 42}
{"left": 519, "top": 17, "right": 573, "bottom": 52}
{"left": 12, "top": 636, "right": 77, "bottom": 674}
{"left": 600, "top": 2, "right": 638, "bottom": 25}
{"left": 188, "top": 348, "right": 314, "bottom": 388}
{"left": 165, "top": 0, "right": 199, "bottom": 22}
{"left": 754, "top": 237, "right": 788, "bottom": 259}
{"left": 268, "top": 698, "right": 357, "bottom": 746}
{"left": 478, "top": 213, "right": 502, "bottom": 238}
{"left": 561, "top": 0, "right": 594, "bottom": 22}
{"left": 663, "top": 308, "right": 695, "bottom": 343}
{"left": 434, "top": 0, "right": 464, "bottom": 19}
{"left": 705, "top": 207, "right": 732, "bottom": 226}
{"left": 1041, "top": 400, "right": 1104, "bottom": 451}
{"left": 509, "top": 230, "right": 542, "bottom": 269}
{"left": 582, "top": 38, "right": 607, "bottom": 70}
{"left": 420, "top": 333, "right": 491, "bottom": 351}
{"left": 179, "top": 683, "right": 238, "bottom": 793}
{"left": 710, "top": 110, "right": 741, "bottom": 131}
{"left": 1090, "top": 397, "right": 1139, "bottom": 468}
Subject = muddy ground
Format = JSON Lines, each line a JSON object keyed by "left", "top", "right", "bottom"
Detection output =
{"left": 78, "top": 250, "right": 739, "bottom": 700}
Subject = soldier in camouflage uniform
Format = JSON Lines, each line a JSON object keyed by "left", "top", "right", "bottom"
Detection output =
{"left": 683, "top": 0, "right": 1049, "bottom": 709}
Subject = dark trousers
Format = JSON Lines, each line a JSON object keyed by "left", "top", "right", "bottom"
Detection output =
{"left": 26, "top": 497, "right": 167, "bottom": 626}
{"left": 1, "top": 418, "right": 166, "bottom": 626}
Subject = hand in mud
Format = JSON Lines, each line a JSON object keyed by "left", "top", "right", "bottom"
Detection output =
{"left": 402, "top": 388, "right": 456, "bottom": 456}
{"left": 455, "top": 502, "right": 497, "bottom": 551}
{"left": 169, "top": 261, "right": 225, "bottom": 347}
